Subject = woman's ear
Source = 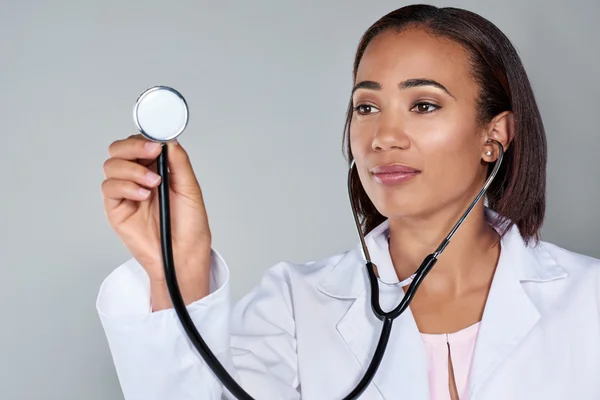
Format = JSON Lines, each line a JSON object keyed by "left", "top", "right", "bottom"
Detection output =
{"left": 483, "top": 111, "right": 514, "bottom": 162}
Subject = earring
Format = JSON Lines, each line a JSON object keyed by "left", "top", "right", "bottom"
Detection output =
{"left": 485, "top": 150, "right": 492, "bottom": 156}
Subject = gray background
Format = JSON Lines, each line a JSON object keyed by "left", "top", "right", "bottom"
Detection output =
{"left": 1, "top": 0, "right": 598, "bottom": 399}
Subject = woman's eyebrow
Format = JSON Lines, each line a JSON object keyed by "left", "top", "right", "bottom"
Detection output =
{"left": 400, "top": 78, "right": 455, "bottom": 99}
{"left": 352, "top": 80, "right": 381, "bottom": 94}
{"left": 352, "top": 78, "right": 456, "bottom": 99}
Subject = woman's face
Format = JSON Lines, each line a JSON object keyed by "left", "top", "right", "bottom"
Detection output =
{"left": 350, "top": 27, "right": 490, "bottom": 220}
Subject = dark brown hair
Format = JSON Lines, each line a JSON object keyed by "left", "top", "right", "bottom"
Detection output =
{"left": 342, "top": 4, "right": 547, "bottom": 244}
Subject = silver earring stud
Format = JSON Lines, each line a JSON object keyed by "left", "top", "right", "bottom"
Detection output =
{"left": 485, "top": 150, "right": 492, "bottom": 156}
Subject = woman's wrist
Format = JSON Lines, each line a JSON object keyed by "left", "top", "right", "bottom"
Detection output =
{"left": 150, "top": 274, "right": 210, "bottom": 312}
{"left": 149, "top": 256, "right": 211, "bottom": 312}
{"left": 148, "top": 250, "right": 212, "bottom": 311}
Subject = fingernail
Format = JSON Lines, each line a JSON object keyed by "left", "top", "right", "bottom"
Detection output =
{"left": 145, "top": 172, "right": 161, "bottom": 185}
{"left": 138, "top": 188, "right": 151, "bottom": 198}
{"left": 145, "top": 142, "right": 161, "bottom": 153}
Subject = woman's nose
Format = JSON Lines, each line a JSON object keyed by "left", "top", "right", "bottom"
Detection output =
{"left": 371, "top": 113, "right": 411, "bottom": 151}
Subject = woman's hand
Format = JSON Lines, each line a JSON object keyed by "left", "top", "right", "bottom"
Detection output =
{"left": 101, "top": 134, "right": 212, "bottom": 310}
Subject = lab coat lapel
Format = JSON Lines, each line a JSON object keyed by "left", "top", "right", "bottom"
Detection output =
{"left": 335, "top": 287, "right": 430, "bottom": 400}
{"left": 468, "top": 215, "right": 567, "bottom": 399}
{"left": 317, "top": 220, "right": 429, "bottom": 399}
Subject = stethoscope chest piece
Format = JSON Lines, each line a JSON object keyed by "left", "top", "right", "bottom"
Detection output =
{"left": 134, "top": 86, "right": 189, "bottom": 143}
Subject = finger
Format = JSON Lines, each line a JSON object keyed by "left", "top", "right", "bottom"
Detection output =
{"left": 126, "top": 134, "right": 158, "bottom": 168}
{"left": 165, "top": 141, "right": 200, "bottom": 191}
{"left": 108, "top": 135, "right": 163, "bottom": 162}
{"left": 101, "top": 178, "right": 152, "bottom": 210}
{"left": 103, "top": 158, "right": 162, "bottom": 188}
{"left": 137, "top": 158, "right": 157, "bottom": 168}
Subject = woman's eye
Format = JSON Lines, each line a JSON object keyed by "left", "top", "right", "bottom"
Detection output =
{"left": 353, "top": 104, "right": 379, "bottom": 115}
{"left": 411, "top": 102, "right": 440, "bottom": 113}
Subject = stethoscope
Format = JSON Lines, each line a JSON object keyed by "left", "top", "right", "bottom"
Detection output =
{"left": 133, "top": 85, "right": 504, "bottom": 400}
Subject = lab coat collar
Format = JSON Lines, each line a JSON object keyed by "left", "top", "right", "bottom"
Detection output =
{"left": 316, "top": 207, "right": 568, "bottom": 299}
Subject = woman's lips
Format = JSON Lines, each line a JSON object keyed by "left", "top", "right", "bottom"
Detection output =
{"left": 370, "top": 164, "right": 421, "bottom": 185}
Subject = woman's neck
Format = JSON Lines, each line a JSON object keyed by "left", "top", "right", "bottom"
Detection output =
{"left": 387, "top": 203, "right": 500, "bottom": 296}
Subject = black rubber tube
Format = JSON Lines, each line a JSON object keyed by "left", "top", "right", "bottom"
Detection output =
{"left": 157, "top": 144, "right": 399, "bottom": 399}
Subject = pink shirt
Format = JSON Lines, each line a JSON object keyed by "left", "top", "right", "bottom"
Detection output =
{"left": 421, "top": 322, "right": 480, "bottom": 400}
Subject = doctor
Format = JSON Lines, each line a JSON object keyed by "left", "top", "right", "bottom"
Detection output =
{"left": 97, "top": 4, "right": 600, "bottom": 400}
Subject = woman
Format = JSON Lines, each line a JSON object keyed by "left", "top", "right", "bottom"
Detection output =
{"left": 97, "top": 4, "right": 600, "bottom": 400}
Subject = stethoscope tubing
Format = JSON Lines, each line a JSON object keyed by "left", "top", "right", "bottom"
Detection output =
{"left": 157, "top": 140, "right": 504, "bottom": 399}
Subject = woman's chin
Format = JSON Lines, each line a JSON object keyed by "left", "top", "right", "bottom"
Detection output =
{"left": 374, "top": 200, "right": 426, "bottom": 220}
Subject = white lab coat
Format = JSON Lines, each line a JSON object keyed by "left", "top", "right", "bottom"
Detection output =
{"left": 97, "top": 208, "right": 600, "bottom": 399}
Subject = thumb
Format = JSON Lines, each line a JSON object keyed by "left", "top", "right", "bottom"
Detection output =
{"left": 165, "top": 140, "right": 201, "bottom": 193}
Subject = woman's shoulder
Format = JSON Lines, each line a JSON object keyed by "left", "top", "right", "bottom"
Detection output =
{"left": 537, "top": 239, "right": 600, "bottom": 272}
{"left": 264, "top": 247, "right": 357, "bottom": 286}
{"left": 533, "top": 239, "right": 600, "bottom": 297}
